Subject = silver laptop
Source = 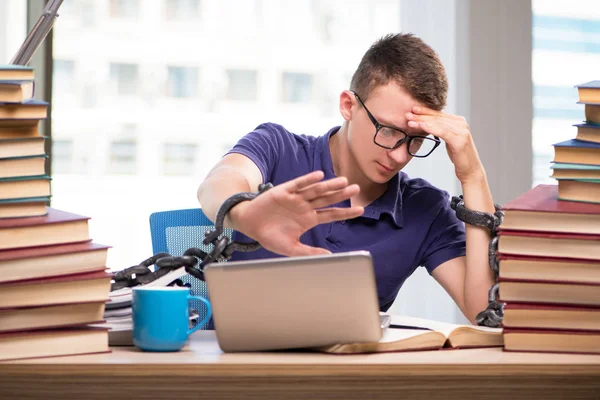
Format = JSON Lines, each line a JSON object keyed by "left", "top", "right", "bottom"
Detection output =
{"left": 204, "top": 250, "right": 382, "bottom": 352}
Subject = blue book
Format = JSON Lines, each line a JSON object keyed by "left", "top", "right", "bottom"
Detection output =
{"left": 0, "top": 65, "right": 34, "bottom": 81}
{"left": 553, "top": 139, "right": 600, "bottom": 166}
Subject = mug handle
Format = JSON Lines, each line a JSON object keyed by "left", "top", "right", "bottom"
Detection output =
{"left": 188, "top": 295, "right": 212, "bottom": 335}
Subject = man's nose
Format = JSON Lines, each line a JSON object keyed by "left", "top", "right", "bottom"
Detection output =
{"left": 387, "top": 141, "right": 410, "bottom": 164}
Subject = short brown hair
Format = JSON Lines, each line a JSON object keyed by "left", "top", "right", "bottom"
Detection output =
{"left": 350, "top": 33, "right": 448, "bottom": 110}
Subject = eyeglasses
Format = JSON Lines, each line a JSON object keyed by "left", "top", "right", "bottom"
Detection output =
{"left": 351, "top": 91, "right": 441, "bottom": 158}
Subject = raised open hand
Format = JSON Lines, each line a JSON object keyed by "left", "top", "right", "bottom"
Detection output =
{"left": 228, "top": 171, "right": 364, "bottom": 256}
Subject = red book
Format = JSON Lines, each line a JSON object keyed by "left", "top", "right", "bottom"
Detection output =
{"left": 503, "top": 303, "right": 600, "bottom": 332}
{"left": 498, "top": 278, "right": 600, "bottom": 307}
{"left": 501, "top": 184, "right": 600, "bottom": 234}
{"left": 0, "top": 207, "right": 90, "bottom": 250}
{"left": 497, "top": 254, "right": 600, "bottom": 284}
{"left": 503, "top": 327, "right": 600, "bottom": 355}
{"left": 0, "top": 301, "right": 106, "bottom": 333}
{"left": 0, "top": 270, "right": 111, "bottom": 309}
{"left": 0, "top": 241, "right": 109, "bottom": 283}
{"left": 497, "top": 230, "right": 600, "bottom": 261}
{"left": 0, "top": 326, "right": 109, "bottom": 361}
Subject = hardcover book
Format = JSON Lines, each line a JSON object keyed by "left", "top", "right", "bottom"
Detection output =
{"left": 503, "top": 328, "right": 600, "bottom": 355}
{"left": 0, "top": 241, "right": 109, "bottom": 283}
{"left": 0, "top": 270, "right": 111, "bottom": 309}
{"left": 498, "top": 254, "right": 600, "bottom": 283}
{"left": 0, "top": 65, "right": 34, "bottom": 81}
{"left": 0, "top": 80, "right": 34, "bottom": 103}
{"left": 497, "top": 230, "right": 600, "bottom": 260}
{"left": 0, "top": 301, "right": 106, "bottom": 333}
{"left": 552, "top": 139, "right": 600, "bottom": 166}
{"left": 498, "top": 278, "right": 600, "bottom": 307}
{"left": 0, "top": 207, "right": 90, "bottom": 250}
{"left": 0, "top": 99, "right": 48, "bottom": 120}
{"left": 0, "top": 327, "right": 109, "bottom": 362}
{"left": 500, "top": 184, "right": 600, "bottom": 234}
{"left": 503, "top": 303, "right": 600, "bottom": 332}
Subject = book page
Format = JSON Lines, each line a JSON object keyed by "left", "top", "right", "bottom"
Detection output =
{"left": 389, "top": 314, "right": 501, "bottom": 337}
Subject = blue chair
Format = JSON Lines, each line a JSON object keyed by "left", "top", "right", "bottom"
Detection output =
{"left": 149, "top": 208, "right": 232, "bottom": 330}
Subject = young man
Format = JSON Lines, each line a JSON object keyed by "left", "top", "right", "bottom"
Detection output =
{"left": 197, "top": 33, "right": 495, "bottom": 324}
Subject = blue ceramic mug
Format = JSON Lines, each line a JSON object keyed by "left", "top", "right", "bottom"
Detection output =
{"left": 132, "top": 286, "right": 212, "bottom": 352}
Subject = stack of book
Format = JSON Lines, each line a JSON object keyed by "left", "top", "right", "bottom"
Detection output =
{"left": 496, "top": 83, "right": 600, "bottom": 354}
{"left": 0, "top": 65, "right": 51, "bottom": 218}
{"left": 0, "top": 65, "right": 112, "bottom": 361}
{"left": 551, "top": 80, "right": 600, "bottom": 204}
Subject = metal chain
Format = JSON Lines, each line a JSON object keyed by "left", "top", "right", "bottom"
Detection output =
{"left": 451, "top": 195, "right": 505, "bottom": 328}
{"left": 110, "top": 183, "right": 273, "bottom": 291}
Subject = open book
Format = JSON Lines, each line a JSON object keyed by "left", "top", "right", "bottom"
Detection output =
{"left": 318, "top": 315, "right": 503, "bottom": 354}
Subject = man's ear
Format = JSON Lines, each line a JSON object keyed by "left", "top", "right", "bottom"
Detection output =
{"left": 339, "top": 90, "right": 354, "bottom": 121}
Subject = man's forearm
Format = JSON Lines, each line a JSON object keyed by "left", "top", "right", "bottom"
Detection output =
{"left": 196, "top": 167, "right": 252, "bottom": 228}
{"left": 461, "top": 172, "right": 496, "bottom": 322}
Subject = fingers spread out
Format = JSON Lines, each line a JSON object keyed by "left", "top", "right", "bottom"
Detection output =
{"left": 316, "top": 206, "right": 364, "bottom": 224}
{"left": 297, "top": 176, "right": 350, "bottom": 201}
{"left": 281, "top": 170, "right": 325, "bottom": 193}
{"left": 309, "top": 184, "right": 360, "bottom": 209}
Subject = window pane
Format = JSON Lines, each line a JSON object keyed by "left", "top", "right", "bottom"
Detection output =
{"left": 110, "top": 63, "right": 139, "bottom": 95}
{"left": 163, "top": 143, "right": 198, "bottom": 175}
{"left": 166, "top": 0, "right": 201, "bottom": 20}
{"left": 52, "top": 140, "right": 73, "bottom": 174}
{"left": 53, "top": 60, "right": 76, "bottom": 96}
{"left": 226, "top": 69, "right": 258, "bottom": 101}
{"left": 109, "top": 140, "right": 137, "bottom": 175}
{"left": 167, "top": 66, "right": 199, "bottom": 98}
{"left": 531, "top": 1, "right": 600, "bottom": 186}
{"left": 282, "top": 72, "right": 314, "bottom": 103}
{"left": 110, "top": 0, "right": 139, "bottom": 18}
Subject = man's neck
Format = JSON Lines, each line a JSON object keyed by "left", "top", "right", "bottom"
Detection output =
{"left": 329, "top": 123, "right": 387, "bottom": 207}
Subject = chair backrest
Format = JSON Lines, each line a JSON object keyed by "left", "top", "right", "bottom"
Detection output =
{"left": 149, "top": 208, "right": 232, "bottom": 329}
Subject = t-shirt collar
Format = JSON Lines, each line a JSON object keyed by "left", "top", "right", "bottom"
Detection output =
{"left": 318, "top": 126, "right": 404, "bottom": 228}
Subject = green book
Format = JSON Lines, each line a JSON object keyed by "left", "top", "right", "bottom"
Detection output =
{"left": 551, "top": 163, "right": 600, "bottom": 170}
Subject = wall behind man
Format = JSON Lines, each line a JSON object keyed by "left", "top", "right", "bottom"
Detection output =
{"left": 389, "top": 0, "right": 532, "bottom": 324}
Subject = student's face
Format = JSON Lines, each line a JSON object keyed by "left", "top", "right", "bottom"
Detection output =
{"left": 346, "top": 82, "right": 426, "bottom": 184}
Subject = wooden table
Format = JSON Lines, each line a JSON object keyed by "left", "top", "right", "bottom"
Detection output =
{"left": 1, "top": 331, "right": 599, "bottom": 400}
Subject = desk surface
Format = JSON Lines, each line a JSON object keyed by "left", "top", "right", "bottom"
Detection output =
{"left": 2, "top": 331, "right": 600, "bottom": 399}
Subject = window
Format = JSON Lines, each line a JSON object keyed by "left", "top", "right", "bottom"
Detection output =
{"left": 167, "top": 66, "right": 199, "bottom": 98}
{"left": 110, "top": 63, "right": 139, "bottom": 96}
{"left": 163, "top": 143, "right": 198, "bottom": 175}
{"left": 226, "top": 69, "right": 258, "bottom": 101}
{"left": 531, "top": 1, "right": 600, "bottom": 186}
{"left": 165, "top": 0, "right": 201, "bottom": 20}
{"left": 110, "top": 0, "right": 139, "bottom": 18}
{"left": 50, "top": 0, "right": 403, "bottom": 274}
{"left": 281, "top": 72, "right": 314, "bottom": 103}
{"left": 109, "top": 140, "right": 137, "bottom": 175}
{"left": 53, "top": 60, "right": 75, "bottom": 95}
{"left": 51, "top": 140, "right": 73, "bottom": 174}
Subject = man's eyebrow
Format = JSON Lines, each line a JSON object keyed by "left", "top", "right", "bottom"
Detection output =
{"left": 374, "top": 114, "right": 407, "bottom": 132}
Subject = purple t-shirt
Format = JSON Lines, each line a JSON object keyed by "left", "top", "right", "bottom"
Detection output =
{"left": 227, "top": 122, "right": 466, "bottom": 311}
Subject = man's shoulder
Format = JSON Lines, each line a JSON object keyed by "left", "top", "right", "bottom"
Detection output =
{"left": 399, "top": 172, "right": 451, "bottom": 206}
{"left": 252, "top": 122, "right": 319, "bottom": 149}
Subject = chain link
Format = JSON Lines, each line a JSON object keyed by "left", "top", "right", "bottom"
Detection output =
{"left": 451, "top": 195, "right": 505, "bottom": 328}
{"left": 110, "top": 184, "right": 273, "bottom": 291}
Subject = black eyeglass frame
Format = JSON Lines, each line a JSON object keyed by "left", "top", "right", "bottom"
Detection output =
{"left": 351, "top": 90, "right": 441, "bottom": 158}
